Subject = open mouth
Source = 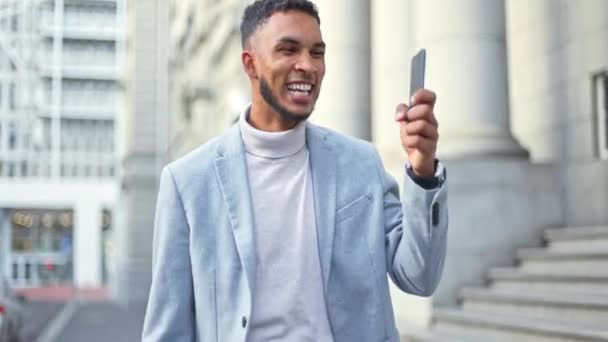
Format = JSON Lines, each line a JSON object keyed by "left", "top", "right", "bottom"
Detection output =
{"left": 286, "top": 82, "right": 313, "bottom": 95}
{"left": 286, "top": 82, "right": 315, "bottom": 105}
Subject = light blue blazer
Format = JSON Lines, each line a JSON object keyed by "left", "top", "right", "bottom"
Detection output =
{"left": 142, "top": 122, "right": 448, "bottom": 342}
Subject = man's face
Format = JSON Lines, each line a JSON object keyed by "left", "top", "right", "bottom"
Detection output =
{"left": 248, "top": 11, "right": 326, "bottom": 122}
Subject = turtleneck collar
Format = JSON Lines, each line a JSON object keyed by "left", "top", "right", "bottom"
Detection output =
{"left": 239, "top": 105, "right": 307, "bottom": 159}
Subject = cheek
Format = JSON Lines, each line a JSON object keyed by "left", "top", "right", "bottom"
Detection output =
{"left": 269, "top": 68, "right": 288, "bottom": 85}
{"left": 317, "top": 63, "right": 326, "bottom": 80}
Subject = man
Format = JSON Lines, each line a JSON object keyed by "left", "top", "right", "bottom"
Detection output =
{"left": 142, "top": 0, "right": 447, "bottom": 341}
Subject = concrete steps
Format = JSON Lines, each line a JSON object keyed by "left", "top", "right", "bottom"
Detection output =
{"left": 405, "top": 225, "right": 608, "bottom": 341}
{"left": 489, "top": 267, "right": 608, "bottom": 294}
{"left": 460, "top": 287, "right": 608, "bottom": 325}
{"left": 516, "top": 248, "right": 608, "bottom": 274}
{"left": 402, "top": 328, "right": 484, "bottom": 342}
{"left": 543, "top": 226, "right": 608, "bottom": 252}
{"left": 544, "top": 226, "right": 608, "bottom": 241}
{"left": 432, "top": 309, "right": 608, "bottom": 342}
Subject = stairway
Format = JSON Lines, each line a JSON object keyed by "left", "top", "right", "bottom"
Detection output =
{"left": 403, "top": 226, "right": 608, "bottom": 341}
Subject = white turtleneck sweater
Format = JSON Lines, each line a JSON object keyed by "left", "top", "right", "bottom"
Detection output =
{"left": 239, "top": 110, "right": 333, "bottom": 342}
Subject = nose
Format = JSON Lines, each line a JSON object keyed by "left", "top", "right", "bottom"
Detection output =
{"left": 294, "top": 54, "right": 316, "bottom": 73}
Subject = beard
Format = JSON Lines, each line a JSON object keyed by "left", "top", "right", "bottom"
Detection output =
{"left": 259, "top": 76, "right": 313, "bottom": 124}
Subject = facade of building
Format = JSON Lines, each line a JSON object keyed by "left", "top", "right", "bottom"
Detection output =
{"left": 114, "top": 0, "right": 608, "bottom": 337}
{"left": 168, "top": 0, "right": 249, "bottom": 158}
{"left": 0, "top": 0, "right": 123, "bottom": 290}
{"left": 159, "top": 0, "right": 608, "bottom": 333}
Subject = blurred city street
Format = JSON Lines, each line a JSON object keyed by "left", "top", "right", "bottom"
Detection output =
{"left": 18, "top": 287, "right": 145, "bottom": 342}
{"left": 51, "top": 301, "right": 144, "bottom": 342}
{"left": 20, "top": 300, "right": 64, "bottom": 342}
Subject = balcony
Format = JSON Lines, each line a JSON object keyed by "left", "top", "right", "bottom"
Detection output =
{"left": 38, "top": 106, "right": 115, "bottom": 120}
{"left": 64, "top": 0, "right": 117, "bottom": 6}
{"left": 40, "top": 25, "right": 119, "bottom": 42}
{"left": 40, "top": 65, "right": 117, "bottom": 81}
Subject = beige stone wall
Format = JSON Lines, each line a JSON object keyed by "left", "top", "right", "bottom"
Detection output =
{"left": 507, "top": 0, "right": 608, "bottom": 163}
{"left": 507, "top": 0, "right": 608, "bottom": 225}
{"left": 168, "top": 0, "right": 250, "bottom": 159}
{"left": 163, "top": 0, "right": 608, "bottom": 326}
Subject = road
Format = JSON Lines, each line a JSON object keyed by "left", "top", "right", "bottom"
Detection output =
{"left": 52, "top": 301, "right": 145, "bottom": 342}
{"left": 20, "top": 300, "right": 65, "bottom": 342}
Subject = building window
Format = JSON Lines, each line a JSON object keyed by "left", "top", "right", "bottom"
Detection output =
{"left": 593, "top": 71, "right": 608, "bottom": 160}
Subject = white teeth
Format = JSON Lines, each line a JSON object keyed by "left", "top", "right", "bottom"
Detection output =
{"left": 287, "top": 83, "right": 312, "bottom": 92}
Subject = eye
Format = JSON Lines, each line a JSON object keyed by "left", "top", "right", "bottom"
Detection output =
{"left": 279, "top": 46, "right": 297, "bottom": 54}
{"left": 311, "top": 49, "right": 325, "bottom": 58}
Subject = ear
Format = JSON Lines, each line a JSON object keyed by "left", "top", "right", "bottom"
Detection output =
{"left": 241, "top": 50, "right": 258, "bottom": 80}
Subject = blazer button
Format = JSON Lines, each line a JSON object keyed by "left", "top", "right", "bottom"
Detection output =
{"left": 242, "top": 316, "right": 247, "bottom": 328}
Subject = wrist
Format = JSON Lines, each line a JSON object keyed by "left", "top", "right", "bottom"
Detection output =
{"left": 412, "top": 160, "right": 436, "bottom": 177}
{"left": 405, "top": 159, "right": 443, "bottom": 190}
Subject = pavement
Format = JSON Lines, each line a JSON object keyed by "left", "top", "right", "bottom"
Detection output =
{"left": 16, "top": 286, "right": 145, "bottom": 342}
{"left": 52, "top": 301, "right": 145, "bottom": 342}
{"left": 20, "top": 300, "right": 65, "bottom": 342}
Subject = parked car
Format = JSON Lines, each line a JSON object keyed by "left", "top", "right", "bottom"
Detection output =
{"left": 0, "top": 279, "right": 24, "bottom": 342}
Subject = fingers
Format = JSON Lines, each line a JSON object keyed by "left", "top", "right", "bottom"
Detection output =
{"left": 395, "top": 89, "right": 438, "bottom": 125}
{"left": 401, "top": 134, "right": 437, "bottom": 155}
{"left": 411, "top": 88, "right": 437, "bottom": 106}
{"left": 394, "top": 103, "right": 408, "bottom": 121}
{"left": 396, "top": 88, "right": 440, "bottom": 169}
{"left": 403, "top": 120, "right": 438, "bottom": 140}
{"left": 395, "top": 102, "right": 438, "bottom": 127}
{"left": 406, "top": 104, "right": 438, "bottom": 127}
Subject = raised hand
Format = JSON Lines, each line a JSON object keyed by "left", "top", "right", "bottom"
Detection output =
{"left": 394, "top": 89, "right": 439, "bottom": 177}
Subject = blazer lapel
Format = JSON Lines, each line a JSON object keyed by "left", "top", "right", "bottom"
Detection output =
{"left": 306, "top": 123, "right": 337, "bottom": 293}
{"left": 214, "top": 125, "right": 257, "bottom": 295}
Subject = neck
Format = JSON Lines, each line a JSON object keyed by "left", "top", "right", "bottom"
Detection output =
{"left": 249, "top": 93, "right": 298, "bottom": 132}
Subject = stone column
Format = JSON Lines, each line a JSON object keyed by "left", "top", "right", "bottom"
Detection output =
{"left": 312, "top": 0, "right": 371, "bottom": 140}
{"left": 406, "top": 0, "right": 566, "bottom": 310}
{"left": 114, "top": 0, "right": 168, "bottom": 308}
{"left": 372, "top": 0, "right": 411, "bottom": 163}
{"left": 372, "top": 0, "right": 435, "bottom": 329}
{"left": 74, "top": 201, "right": 102, "bottom": 287}
{"left": 507, "top": 0, "right": 608, "bottom": 226}
{"left": 412, "top": 0, "right": 526, "bottom": 158}
{"left": 506, "top": 0, "right": 561, "bottom": 162}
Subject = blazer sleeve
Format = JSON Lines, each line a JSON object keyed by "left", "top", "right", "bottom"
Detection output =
{"left": 375, "top": 150, "right": 449, "bottom": 297}
{"left": 142, "top": 166, "right": 196, "bottom": 341}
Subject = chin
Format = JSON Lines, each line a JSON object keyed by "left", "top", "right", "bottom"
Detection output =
{"left": 290, "top": 107, "right": 315, "bottom": 119}
{"left": 276, "top": 104, "right": 314, "bottom": 123}
{"left": 284, "top": 99, "right": 316, "bottom": 114}
{"left": 290, "top": 107, "right": 314, "bottom": 117}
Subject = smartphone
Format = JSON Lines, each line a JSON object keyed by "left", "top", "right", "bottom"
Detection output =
{"left": 409, "top": 48, "right": 426, "bottom": 106}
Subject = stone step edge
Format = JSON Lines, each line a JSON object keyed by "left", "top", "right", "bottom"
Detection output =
{"left": 488, "top": 267, "right": 608, "bottom": 282}
{"left": 517, "top": 247, "right": 608, "bottom": 261}
{"left": 544, "top": 226, "right": 608, "bottom": 241}
{"left": 401, "top": 328, "right": 482, "bottom": 342}
{"left": 460, "top": 287, "right": 608, "bottom": 309}
{"left": 433, "top": 308, "right": 608, "bottom": 341}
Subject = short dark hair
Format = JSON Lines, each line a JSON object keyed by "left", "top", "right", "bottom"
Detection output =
{"left": 240, "top": 0, "right": 320, "bottom": 48}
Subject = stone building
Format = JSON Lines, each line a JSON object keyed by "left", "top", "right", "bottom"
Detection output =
{"left": 121, "top": 0, "right": 608, "bottom": 338}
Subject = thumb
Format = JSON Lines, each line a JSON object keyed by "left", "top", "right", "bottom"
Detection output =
{"left": 394, "top": 103, "right": 409, "bottom": 122}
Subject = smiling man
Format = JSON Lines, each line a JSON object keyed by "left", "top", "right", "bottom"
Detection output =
{"left": 142, "top": 1, "right": 448, "bottom": 342}
{"left": 243, "top": 6, "right": 325, "bottom": 130}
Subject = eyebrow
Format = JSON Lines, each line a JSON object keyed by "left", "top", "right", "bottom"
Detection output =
{"left": 276, "top": 37, "right": 326, "bottom": 49}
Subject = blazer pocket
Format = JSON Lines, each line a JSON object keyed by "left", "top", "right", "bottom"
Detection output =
{"left": 336, "top": 193, "right": 373, "bottom": 223}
